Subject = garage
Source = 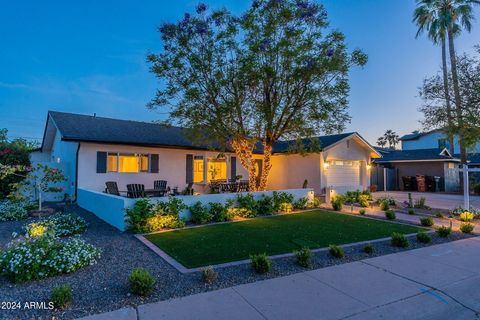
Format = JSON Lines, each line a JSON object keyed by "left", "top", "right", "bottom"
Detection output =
{"left": 326, "top": 160, "right": 361, "bottom": 187}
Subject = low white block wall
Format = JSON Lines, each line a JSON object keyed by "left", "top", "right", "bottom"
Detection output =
{"left": 77, "top": 188, "right": 128, "bottom": 231}
{"left": 78, "top": 188, "right": 314, "bottom": 231}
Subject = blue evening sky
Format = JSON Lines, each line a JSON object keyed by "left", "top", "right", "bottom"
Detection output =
{"left": 1, "top": 0, "right": 479, "bottom": 144}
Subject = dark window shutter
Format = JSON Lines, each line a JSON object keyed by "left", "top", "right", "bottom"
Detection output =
{"left": 150, "top": 154, "right": 159, "bottom": 173}
{"left": 230, "top": 156, "right": 237, "bottom": 180}
{"left": 96, "top": 152, "right": 107, "bottom": 173}
{"left": 186, "top": 154, "right": 193, "bottom": 183}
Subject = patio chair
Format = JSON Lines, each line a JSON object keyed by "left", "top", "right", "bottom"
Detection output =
{"left": 105, "top": 181, "right": 127, "bottom": 196}
{"left": 126, "top": 184, "right": 146, "bottom": 198}
{"left": 153, "top": 180, "right": 168, "bottom": 197}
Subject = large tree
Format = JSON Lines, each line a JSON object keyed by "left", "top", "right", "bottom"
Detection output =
{"left": 413, "top": 0, "right": 455, "bottom": 154}
{"left": 148, "top": 0, "right": 366, "bottom": 191}
{"left": 419, "top": 48, "right": 480, "bottom": 148}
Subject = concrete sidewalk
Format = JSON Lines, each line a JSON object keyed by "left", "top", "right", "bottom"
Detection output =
{"left": 78, "top": 238, "right": 480, "bottom": 320}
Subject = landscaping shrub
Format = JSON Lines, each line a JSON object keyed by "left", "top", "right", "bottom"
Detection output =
{"left": 328, "top": 244, "right": 344, "bottom": 258}
{"left": 126, "top": 198, "right": 186, "bottom": 233}
{"left": 420, "top": 217, "right": 434, "bottom": 227}
{"left": 201, "top": 266, "right": 218, "bottom": 284}
{"left": 129, "top": 268, "right": 156, "bottom": 296}
{"left": 278, "top": 202, "right": 293, "bottom": 213}
{"left": 359, "top": 209, "right": 366, "bottom": 215}
{"left": 0, "top": 200, "right": 29, "bottom": 222}
{"left": 385, "top": 210, "right": 396, "bottom": 220}
{"left": 344, "top": 190, "right": 361, "bottom": 204}
{"left": 236, "top": 193, "right": 258, "bottom": 217}
{"left": 189, "top": 202, "right": 212, "bottom": 224}
{"left": 416, "top": 231, "right": 431, "bottom": 243}
{"left": 363, "top": 243, "right": 374, "bottom": 254}
{"left": 460, "top": 211, "right": 474, "bottom": 222}
{"left": 0, "top": 235, "right": 101, "bottom": 283}
{"left": 51, "top": 284, "right": 72, "bottom": 309}
{"left": 25, "top": 213, "right": 87, "bottom": 238}
{"left": 331, "top": 195, "right": 344, "bottom": 211}
{"left": 437, "top": 226, "right": 452, "bottom": 237}
{"left": 0, "top": 131, "right": 32, "bottom": 199}
{"left": 452, "top": 206, "right": 480, "bottom": 217}
{"left": 436, "top": 212, "right": 445, "bottom": 219}
{"left": 391, "top": 232, "right": 409, "bottom": 248}
{"left": 414, "top": 197, "right": 429, "bottom": 209}
{"left": 460, "top": 223, "right": 474, "bottom": 234}
{"left": 125, "top": 198, "right": 154, "bottom": 233}
{"left": 294, "top": 247, "right": 312, "bottom": 268}
{"left": 272, "top": 191, "right": 294, "bottom": 212}
{"left": 379, "top": 199, "right": 390, "bottom": 211}
{"left": 250, "top": 253, "right": 272, "bottom": 274}
{"left": 145, "top": 214, "right": 185, "bottom": 231}
{"left": 408, "top": 208, "right": 415, "bottom": 215}
{"left": 208, "top": 202, "right": 231, "bottom": 222}
{"left": 256, "top": 195, "right": 275, "bottom": 215}
{"left": 358, "top": 194, "right": 370, "bottom": 208}
{"left": 293, "top": 197, "right": 308, "bottom": 210}
{"left": 307, "top": 197, "right": 322, "bottom": 209}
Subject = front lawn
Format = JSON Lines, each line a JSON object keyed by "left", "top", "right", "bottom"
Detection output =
{"left": 145, "top": 210, "right": 422, "bottom": 268}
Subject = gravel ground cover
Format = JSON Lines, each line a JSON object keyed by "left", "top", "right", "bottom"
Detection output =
{"left": 0, "top": 205, "right": 474, "bottom": 320}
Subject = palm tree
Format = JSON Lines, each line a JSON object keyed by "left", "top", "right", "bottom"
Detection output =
{"left": 438, "top": 0, "right": 480, "bottom": 163}
{"left": 377, "top": 136, "right": 387, "bottom": 148}
{"left": 385, "top": 130, "right": 399, "bottom": 149}
{"left": 413, "top": 0, "right": 455, "bottom": 155}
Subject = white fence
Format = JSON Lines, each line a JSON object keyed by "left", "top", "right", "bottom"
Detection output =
{"left": 77, "top": 188, "right": 315, "bottom": 231}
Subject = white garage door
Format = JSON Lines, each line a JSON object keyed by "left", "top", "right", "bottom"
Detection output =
{"left": 326, "top": 160, "right": 360, "bottom": 187}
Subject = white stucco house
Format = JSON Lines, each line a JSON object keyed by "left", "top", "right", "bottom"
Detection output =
{"left": 31, "top": 111, "right": 381, "bottom": 202}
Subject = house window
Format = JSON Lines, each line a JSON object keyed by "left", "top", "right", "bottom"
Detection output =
{"left": 438, "top": 139, "right": 448, "bottom": 150}
{"left": 106, "top": 153, "right": 150, "bottom": 173}
{"left": 207, "top": 158, "right": 227, "bottom": 182}
{"left": 107, "top": 153, "right": 118, "bottom": 172}
{"left": 193, "top": 156, "right": 204, "bottom": 183}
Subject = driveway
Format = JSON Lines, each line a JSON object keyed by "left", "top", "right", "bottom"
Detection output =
{"left": 79, "top": 238, "right": 480, "bottom": 320}
{"left": 373, "top": 191, "right": 480, "bottom": 210}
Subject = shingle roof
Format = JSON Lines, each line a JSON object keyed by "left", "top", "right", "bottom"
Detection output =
{"left": 48, "top": 111, "right": 226, "bottom": 150}
{"left": 47, "top": 111, "right": 356, "bottom": 154}
{"left": 399, "top": 129, "right": 442, "bottom": 141}
{"left": 373, "top": 148, "right": 458, "bottom": 163}
{"left": 270, "top": 133, "right": 355, "bottom": 153}
{"left": 454, "top": 153, "right": 480, "bottom": 165}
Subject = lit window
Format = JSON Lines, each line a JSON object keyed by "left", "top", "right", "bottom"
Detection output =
{"left": 139, "top": 154, "right": 149, "bottom": 172}
{"left": 207, "top": 158, "right": 227, "bottom": 182}
{"left": 107, "top": 153, "right": 118, "bottom": 172}
{"left": 105, "top": 153, "right": 150, "bottom": 173}
{"left": 193, "top": 156, "right": 204, "bottom": 183}
{"left": 119, "top": 154, "right": 139, "bottom": 173}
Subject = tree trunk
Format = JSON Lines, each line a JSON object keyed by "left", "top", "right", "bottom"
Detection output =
{"left": 447, "top": 29, "right": 467, "bottom": 163}
{"left": 258, "top": 142, "right": 273, "bottom": 191}
{"left": 441, "top": 37, "right": 454, "bottom": 155}
{"left": 231, "top": 136, "right": 258, "bottom": 192}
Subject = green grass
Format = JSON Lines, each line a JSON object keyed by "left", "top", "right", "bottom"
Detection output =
{"left": 145, "top": 210, "right": 422, "bottom": 268}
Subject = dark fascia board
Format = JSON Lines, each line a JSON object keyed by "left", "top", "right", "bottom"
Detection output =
{"left": 60, "top": 137, "right": 249, "bottom": 154}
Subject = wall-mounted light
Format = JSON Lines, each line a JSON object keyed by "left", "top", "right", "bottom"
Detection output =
{"left": 366, "top": 164, "right": 371, "bottom": 170}
{"left": 323, "top": 162, "right": 330, "bottom": 169}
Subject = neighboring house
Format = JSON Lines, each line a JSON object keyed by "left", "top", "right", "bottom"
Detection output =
{"left": 372, "top": 148, "right": 460, "bottom": 193}
{"left": 31, "top": 111, "right": 380, "bottom": 200}
{"left": 400, "top": 129, "right": 480, "bottom": 155}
